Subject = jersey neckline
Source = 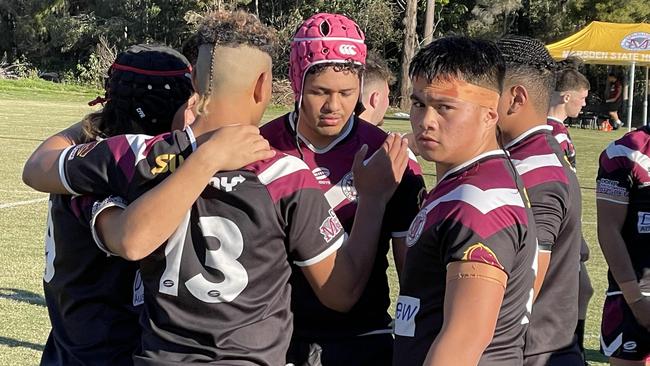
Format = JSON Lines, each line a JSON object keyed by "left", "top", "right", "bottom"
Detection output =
{"left": 438, "top": 149, "right": 506, "bottom": 183}
{"left": 504, "top": 125, "right": 553, "bottom": 150}
{"left": 288, "top": 111, "right": 356, "bottom": 154}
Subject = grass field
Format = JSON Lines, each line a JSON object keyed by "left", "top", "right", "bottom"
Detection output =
{"left": 0, "top": 78, "right": 629, "bottom": 365}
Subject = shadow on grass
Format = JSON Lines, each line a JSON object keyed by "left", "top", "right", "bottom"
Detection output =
{"left": 585, "top": 348, "right": 608, "bottom": 363}
{"left": 0, "top": 336, "right": 44, "bottom": 351}
{"left": 0, "top": 288, "right": 46, "bottom": 307}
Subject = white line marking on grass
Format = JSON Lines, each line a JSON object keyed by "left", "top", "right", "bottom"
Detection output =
{"left": 0, "top": 198, "right": 47, "bottom": 209}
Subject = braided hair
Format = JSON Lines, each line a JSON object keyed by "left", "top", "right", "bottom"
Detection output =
{"left": 82, "top": 44, "right": 193, "bottom": 140}
{"left": 496, "top": 35, "right": 557, "bottom": 114}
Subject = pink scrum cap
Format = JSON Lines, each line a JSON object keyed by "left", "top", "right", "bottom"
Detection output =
{"left": 289, "top": 13, "right": 367, "bottom": 107}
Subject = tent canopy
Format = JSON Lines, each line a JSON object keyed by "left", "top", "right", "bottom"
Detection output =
{"left": 546, "top": 21, "right": 650, "bottom": 66}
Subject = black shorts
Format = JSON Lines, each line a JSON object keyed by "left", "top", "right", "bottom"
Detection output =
{"left": 286, "top": 333, "right": 393, "bottom": 366}
{"left": 600, "top": 295, "right": 650, "bottom": 361}
{"left": 605, "top": 100, "right": 622, "bottom": 113}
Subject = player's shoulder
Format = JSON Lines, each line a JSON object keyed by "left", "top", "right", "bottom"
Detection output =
{"left": 260, "top": 114, "right": 291, "bottom": 139}
{"left": 509, "top": 130, "right": 570, "bottom": 186}
{"left": 353, "top": 117, "right": 389, "bottom": 148}
{"left": 246, "top": 152, "right": 320, "bottom": 201}
{"left": 600, "top": 127, "right": 650, "bottom": 172}
{"left": 547, "top": 118, "right": 569, "bottom": 134}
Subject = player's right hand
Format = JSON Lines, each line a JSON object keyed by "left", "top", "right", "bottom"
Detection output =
{"left": 201, "top": 125, "right": 275, "bottom": 172}
{"left": 628, "top": 296, "right": 650, "bottom": 332}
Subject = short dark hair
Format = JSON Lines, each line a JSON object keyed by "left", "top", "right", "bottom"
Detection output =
{"left": 306, "top": 62, "right": 364, "bottom": 77}
{"left": 365, "top": 52, "right": 395, "bottom": 86}
{"left": 409, "top": 36, "right": 505, "bottom": 94}
{"left": 496, "top": 35, "right": 557, "bottom": 114}
{"left": 555, "top": 58, "right": 590, "bottom": 92}
{"left": 197, "top": 10, "right": 277, "bottom": 56}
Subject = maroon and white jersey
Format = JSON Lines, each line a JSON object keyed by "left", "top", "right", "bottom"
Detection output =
{"left": 41, "top": 194, "right": 142, "bottom": 366}
{"left": 505, "top": 125, "right": 583, "bottom": 358}
{"left": 261, "top": 112, "right": 426, "bottom": 338}
{"left": 596, "top": 126, "right": 650, "bottom": 297}
{"left": 547, "top": 117, "right": 576, "bottom": 170}
{"left": 393, "top": 151, "right": 536, "bottom": 366}
{"left": 57, "top": 127, "right": 345, "bottom": 365}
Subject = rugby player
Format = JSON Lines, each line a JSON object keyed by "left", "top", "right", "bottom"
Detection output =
{"left": 496, "top": 35, "right": 583, "bottom": 366}
{"left": 23, "top": 11, "right": 410, "bottom": 365}
{"left": 21, "top": 44, "right": 194, "bottom": 365}
{"left": 547, "top": 61, "right": 594, "bottom": 363}
{"left": 393, "top": 36, "right": 537, "bottom": 366}
{"left": 597, "top": 126, "right": 650, "bottom": 365}
{"left": 358, "top": 52, "right": 394, "bottom": 126}
{"left": 260, "top": 13, "right": 425, "bottom": 365}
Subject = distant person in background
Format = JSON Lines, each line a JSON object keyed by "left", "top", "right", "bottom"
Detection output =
{"left": 547, "top": 61, "right": 593, "bottom": 365}
{"left": 359, "top": 52, "right": 394, "bottom": 126}
{"left": 359, "top": 52, "right": 419, "bottom": 155}
{"left": 605, "top": 73, "right": 623, "bottom": 129}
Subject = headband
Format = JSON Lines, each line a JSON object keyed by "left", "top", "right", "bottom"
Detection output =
{"left": 426, "top": 79, "right": 499, "bottom": 109}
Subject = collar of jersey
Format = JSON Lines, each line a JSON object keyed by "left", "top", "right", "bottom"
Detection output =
{"left": 288, "top": 111, "right": 355, "bottom": 154}
{"left": 546, "top": 116, "right": 564, "bottom": 124}
{"left": 504, "top": 124, "right": 553, "bottom": 150}
{"left": 438, "top": 149, "right": 506, "bottom": 183}
{"left": 184, "top": 125, "right": 198, "bottom": 152}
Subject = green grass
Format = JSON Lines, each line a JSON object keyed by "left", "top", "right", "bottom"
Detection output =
{"left": 0, "top": 80, "right": 629, "bottom": 365}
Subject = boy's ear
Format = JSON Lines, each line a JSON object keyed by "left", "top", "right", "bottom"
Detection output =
{"left": 253, "top": 70, "right": 271, "bottom": 104}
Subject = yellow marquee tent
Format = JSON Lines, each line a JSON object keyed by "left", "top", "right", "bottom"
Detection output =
{"left": 546, "top": 21, "right": 650, "bottom": 128}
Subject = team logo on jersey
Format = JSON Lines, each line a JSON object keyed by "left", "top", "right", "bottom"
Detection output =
{"left": 340, "top": 172, "right": 358, "bottom": 201}
{"left": 406, "top": 210, "right": 427, "bottom": 247}
{"left": 312, "top": 167, "right": 331, "bottom": 184}
{"left": 319, "top": 209, "right": 343, "bottom": 243}
{"left": 623, "top": 341, "right": 637, "bottom": 352}
{"left": 151, "top": 154, "right": 184, "bottom": 175}
{"left": 462, "top": 243, "right": 504, "bottom": 270}
{"left": 209, "top": 175, "right": 246, "bottom": 192}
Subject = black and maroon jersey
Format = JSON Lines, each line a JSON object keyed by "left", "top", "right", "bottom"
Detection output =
{"left": 596, "top": 126, "right": 650, "bottom": 297}
{"left": 393, "top": 151, "right": 536, "bottom": 366}
{"left": 260, "top": 112, "right": 426, "bottom": 338}
{"left": 547, "top": 117, "right": 576, "bottom": 170}
{"left": 505, "top": 125, "right": 583, "bottom": 358}
{"left": 40, "top": 194, "right": 142, "bottom": 366}
{"left": 57, "top": 127, "right": 345, "bottom": 365}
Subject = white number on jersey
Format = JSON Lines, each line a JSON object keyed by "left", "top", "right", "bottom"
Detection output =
{"left": 43, "top": 200, "right": 56, "bottom": 283}
{"left": 159, "top": 212, "right": 249, "bottom": 303}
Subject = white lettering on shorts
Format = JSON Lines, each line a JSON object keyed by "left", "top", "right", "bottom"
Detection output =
{"left": 394, "top": 295, "right": 420, "bottom": 337}
{"left": 133, "top": 269, "right": 144, "bottom": 306}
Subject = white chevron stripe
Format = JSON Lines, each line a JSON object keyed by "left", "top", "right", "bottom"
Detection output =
{"left": 511, "top": 153, "right": 563, "bottom": 176}
{"left": 257, "top": 155, "right": 310, "bottom": 185}
{"left": 554, "top": 133, "right": 570, "bottom": 144}
{"left": 606, "top": 143, "right": 650, "bottom": 172}
{"left": 600, "top": 332, "right": 623, "bottom": 357}
{"left": 421, "top": 184, "right": 524, "bottom": 216}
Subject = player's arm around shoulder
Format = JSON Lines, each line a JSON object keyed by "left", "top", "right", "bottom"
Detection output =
{"left": 300, "top": 134, "right": 410, "bottom": 312}
{"left": 424, "top": 261, "right": 507, "bottom": 366}
{"left": 92, "top": 125, "right": 275, "bottom": 260}
{"left": 22, "top": 122, "right": 85, "bottom": 193}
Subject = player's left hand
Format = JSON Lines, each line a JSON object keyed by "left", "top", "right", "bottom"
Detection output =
{"left": 352, "top": 133, "right": 409, "bottom": 203}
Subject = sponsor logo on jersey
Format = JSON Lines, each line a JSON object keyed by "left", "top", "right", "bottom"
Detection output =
{"left": 151, "top": 154, "right": 184, "bottom": 175}
{"left": 209, "top": 175, "right": 246, "bottom": 192}
{"left": 597, "top": 178, "right": 629, "bottom": 198}
{"left": 394, "top": 295, "right": 420, "bottom": 337}
{"left": 312, "top": 167, "right": 331, "bottom": 184}
{"left": 70, "top": 141, "right": 99, "bottom": 159}
{"left": 340, "top": 172, "right": 358, "bottom": 202}
{"left": 136, "top": 107, "right": 146, "bottom": 119}
{"left": 623, "top": 341, "right": 637, "bottom": 352}
{"left": 637, "top": 212, "right": 650, "bottom": 233}
{"left": 406, "top": 210, "right": 427, "bottom": 247}
{"left": 621, "top": 32, "right": 650, "bottom": 51}
{"left": 462, "top": 243, "right": 504, "bottom": 270}
{"left": 319, "top": 209, "right": 343, "bottom": 243}
{"left": 338, "top": 44, "right": 357, "bottom": 55}
{"left": 133, "top": 270, "right": 144, "bottom": 306}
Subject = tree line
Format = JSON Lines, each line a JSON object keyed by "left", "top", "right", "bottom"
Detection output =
{"left": 1, "top": 0, "right": 649, "bottom": 106}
